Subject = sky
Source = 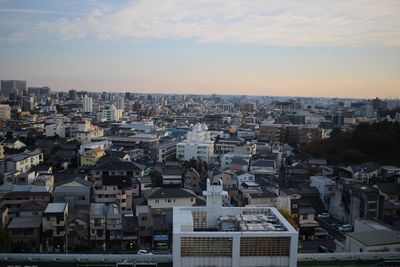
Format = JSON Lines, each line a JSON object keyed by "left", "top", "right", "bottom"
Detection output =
{"left": 0, "top": 0, "right": 399, "bottom": 98}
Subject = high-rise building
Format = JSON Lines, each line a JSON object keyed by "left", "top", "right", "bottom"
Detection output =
{"left": 0, "top": 104, "right": 11, "bottom": 121}
{"left": 173, "top": 179, "right": 298, "bottom": 267}
{"left": 1, "top": 80, "right": 26, "bottom": 97}
{"left": 22, "top": 96, "right": 35, "bottom": 111}
{"left": 116, "top": 96, "right": 124, "bottom": 110}
{"left": 69, "top": 89, "right": 77, "bottom": 100}
{"left": 83, "top": 95, "right": 93, "bottom": 113}
{"left": 27, "top": 86, "right": 51, "bottom": 97}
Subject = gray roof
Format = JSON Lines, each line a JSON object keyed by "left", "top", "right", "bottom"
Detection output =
{"left": 299, "top": 207, "right": 316, "bottom": 215}
{"left": 56, "top": 177, "right": 92, "bottom": 187}
{"left": 375, "top": 183, "right": 400, "bottom": 195}
{"left": 106, "top": 203, "right": 120, "bottom": 216}
{"left": 44, "top": 203, "right": 67, "bottom": 214}
{"left": 147, "top": 188, "right": 196, "bottom": 199}
{"left": 91, "top": 203, "right": 106, "bottom": 216}
{"left": 347, "top": 230, "right": 400, "bottom": 246}
{"left": 5, "top": 150, "right": 41, "bottom": 162}
{"left": 93, "top": 157, "right": 145, "bottom": 171}
{"left": 349, "top": 162, "right": 381, "bottom": 173}
{"left": 0, "top": 184, "right": 49, "bottom": 193}
{"left": 251, "top": 159, "right": 275, "bottom": 168}
{"left": 7, "top": 217, "right": 42, "bottom": 229}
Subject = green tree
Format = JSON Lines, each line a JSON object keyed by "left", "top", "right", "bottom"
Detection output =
{"left": 279, "top": 208, "right": 297, "bottom": 229}
{"left": 0, "top": 228, "right": 11, "bottom": 252}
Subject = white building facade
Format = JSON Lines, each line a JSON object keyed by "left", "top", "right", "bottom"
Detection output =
{"left": 176, "top": 123, "right": 215, "bottom": 164}
{"left": 173, "top": 179, "right": 298, "bottom": 267}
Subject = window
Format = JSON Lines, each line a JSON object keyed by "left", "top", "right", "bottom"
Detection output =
{"left": 302, "top": 214, "right": 308, "bottom": 220}
{"left": 155, "top": 199, "right": 159, "bottom": 203}
{"left": 240, "top": 237, "right": 290, "bottom": 256}
{"left": 181, "top": 237, "right": 232, "bottom": 256}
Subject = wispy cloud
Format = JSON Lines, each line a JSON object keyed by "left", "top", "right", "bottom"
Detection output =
{"left": 6, "top": 0, "right": 400, "bottom": 46}
{"left": 0, "top": 7, "right": 85, "bottom": 15}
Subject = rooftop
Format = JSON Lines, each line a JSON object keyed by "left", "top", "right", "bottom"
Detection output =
{"left": 44, "top": 202, "right": 67, "bottom": 214}
{"left": 347, "top": 230, "right": 400, "bottom": 246}
{"left": 7, "top": 217, "right": 42, "bottom": 229}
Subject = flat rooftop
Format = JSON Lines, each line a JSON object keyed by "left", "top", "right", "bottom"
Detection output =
{"left": 173, "top": 206, "right": 296, "bottom": 235}
{"left": 44, "top": 202, "right": 67, "bottom": 214}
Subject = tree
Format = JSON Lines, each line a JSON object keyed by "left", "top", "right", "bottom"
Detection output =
{"left": 279, "top": 208, "right": 297, "bottom": 229}
{"left": 0, "top": 228, "right": 11, "bottom": 252}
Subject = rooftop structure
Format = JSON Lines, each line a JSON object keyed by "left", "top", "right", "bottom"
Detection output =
{"left": 173, "top": 179, "right": 298, "bottom": 267}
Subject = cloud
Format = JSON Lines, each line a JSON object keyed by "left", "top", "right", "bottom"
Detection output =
{"left": 8, "top": 0, "right": 400, "bottom": 46}
{"left": 0, "top": 8, "right": 84, "bottom": 15}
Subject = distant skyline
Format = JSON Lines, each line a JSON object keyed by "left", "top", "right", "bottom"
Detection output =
{"left": 0, "top": 0, "right": 399, "bottom": 99}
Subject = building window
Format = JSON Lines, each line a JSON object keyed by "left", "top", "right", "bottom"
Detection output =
{"left": 240, "top": 237, "right": 290, "bottom": 256}
{"left": 181, "top": 237, "right": 232, "bottom": 256}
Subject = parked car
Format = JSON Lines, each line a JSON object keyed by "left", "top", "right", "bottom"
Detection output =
{"left": 137, "top": 249, "right": 153, "bottom": 255}
{"left": 318, "top": 213, "right": 330, "bottom": 218}
{"left": 338, "top": 224, "right": 352, "bottom": 232}
{"left": 318, "top": 246, "right": 330, "bottom": 253}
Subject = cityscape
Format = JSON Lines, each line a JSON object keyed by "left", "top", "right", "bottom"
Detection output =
{"left": 1, "top": 1, "right": 400, "bottom": 267}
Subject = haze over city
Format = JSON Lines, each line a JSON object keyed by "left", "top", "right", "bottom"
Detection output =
{"left": 0, "top": 0, "right": 400, "bottom": 99}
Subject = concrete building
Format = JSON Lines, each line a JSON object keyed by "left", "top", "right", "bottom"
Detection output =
{"left": 258, "top": 124, "right": 322, "bottom": 145}
{"left": 42, "top": 203, "right": 68, "bottom": 253}
{"left": 0, "top": 150, "right": 43, "bottom": 176}
{"left": 53, "top": 178, "right": 92, "bottom": 211}
{"left": 173, "top": 179, "right": 298, "bottom": 267}
{"left": 0, "top": 184, "right": 52, "bottom": 217}
{"left": 338, "top": 219, "right": 400, "bottom": 253}
{"left": 176, "top": 123, "right": 215, "bottom": 164}
{"left": 93, "top": 176, "right": 138, "bottom": 213}
{"left": 7, "top": 216, "right": 42, "bottom": 252}
{"left": 116, "top": 96, "right": 124, "bottom": 110}
{"left": 83, "top": 95, "right": 93, "bottom": 113}
{"left": 310, "top": 176, "right": 336, "bottom": 209}
{"left": 27, "top": 86, "right": 50, "bottom": 97}
{"left": 1, "top": 80, "right": 26, "bottom": 97}
{"left": 45, "top": 123, "right": 66, "bottom": 138}
{"left": 80, "top": 148, "right": 105, "bottom": 167}
{"left": 329, "top": 183, "right": 381, "bottom": 224}
{"left": 101, "top": 105, "right": 122, "bottom": 121}
{"left": 90, "top": 203, "right": 107, "bottom": 250}
{"left": 0, "top": 104, "right": 11, "bottom": 121}
{"left": 157, "top": 140, "right": 178, "bottom": 163}
{"left": 146, "top": 188, "right": 197, "bottom": 211}
{"left": 90, "top": 203, "right": 123, "bottom": 250}
{"left": 221, "top": 153, "right": 251, "bottom": 172}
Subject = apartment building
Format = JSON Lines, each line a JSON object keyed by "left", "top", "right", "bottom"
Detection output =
{"left": 176, "top": 123, "right": 215, "bottom": 164}
{"left": 258, "top": 124, "right": 322, "bottom": 145}
{"left": 42, "top": 202, "right": 68, "bottom": 253}
{"left": 80, "top": 148, "right": 105, "bottom": 167}
{"left": 0, "top": 150, "right": 43, "bottom": 175}
{"left": 89, "top": 203, "right": 123, "bottom": 250}
{"left": 0, "top": 104, "right": 11, "bottom": 121}
{"left": 53, "top": 178, "right": 92, "bottom": 211}
{"left": 93, "top": 176, "right": 138, "bottom": 213}
{"left": 173, "top": 179, "right": 298, "bottom": 267}
{"left": 0, "top": 184, "right": 52, "bottom": 217}
{"left": 91, "top": 157, "right": 144, "bottom": 186}
{"left": 7, "top": 216, "right": 42, "bottom": 252}
{"left": 220, "top": 153, "right": 251, "bottom": 172}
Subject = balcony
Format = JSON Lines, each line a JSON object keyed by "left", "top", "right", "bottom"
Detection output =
{"left": 52, "top": 220, "right": 66, "bottom": 227}
{"left": 116, "top": 194, "right": 126, "bottom": 200}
